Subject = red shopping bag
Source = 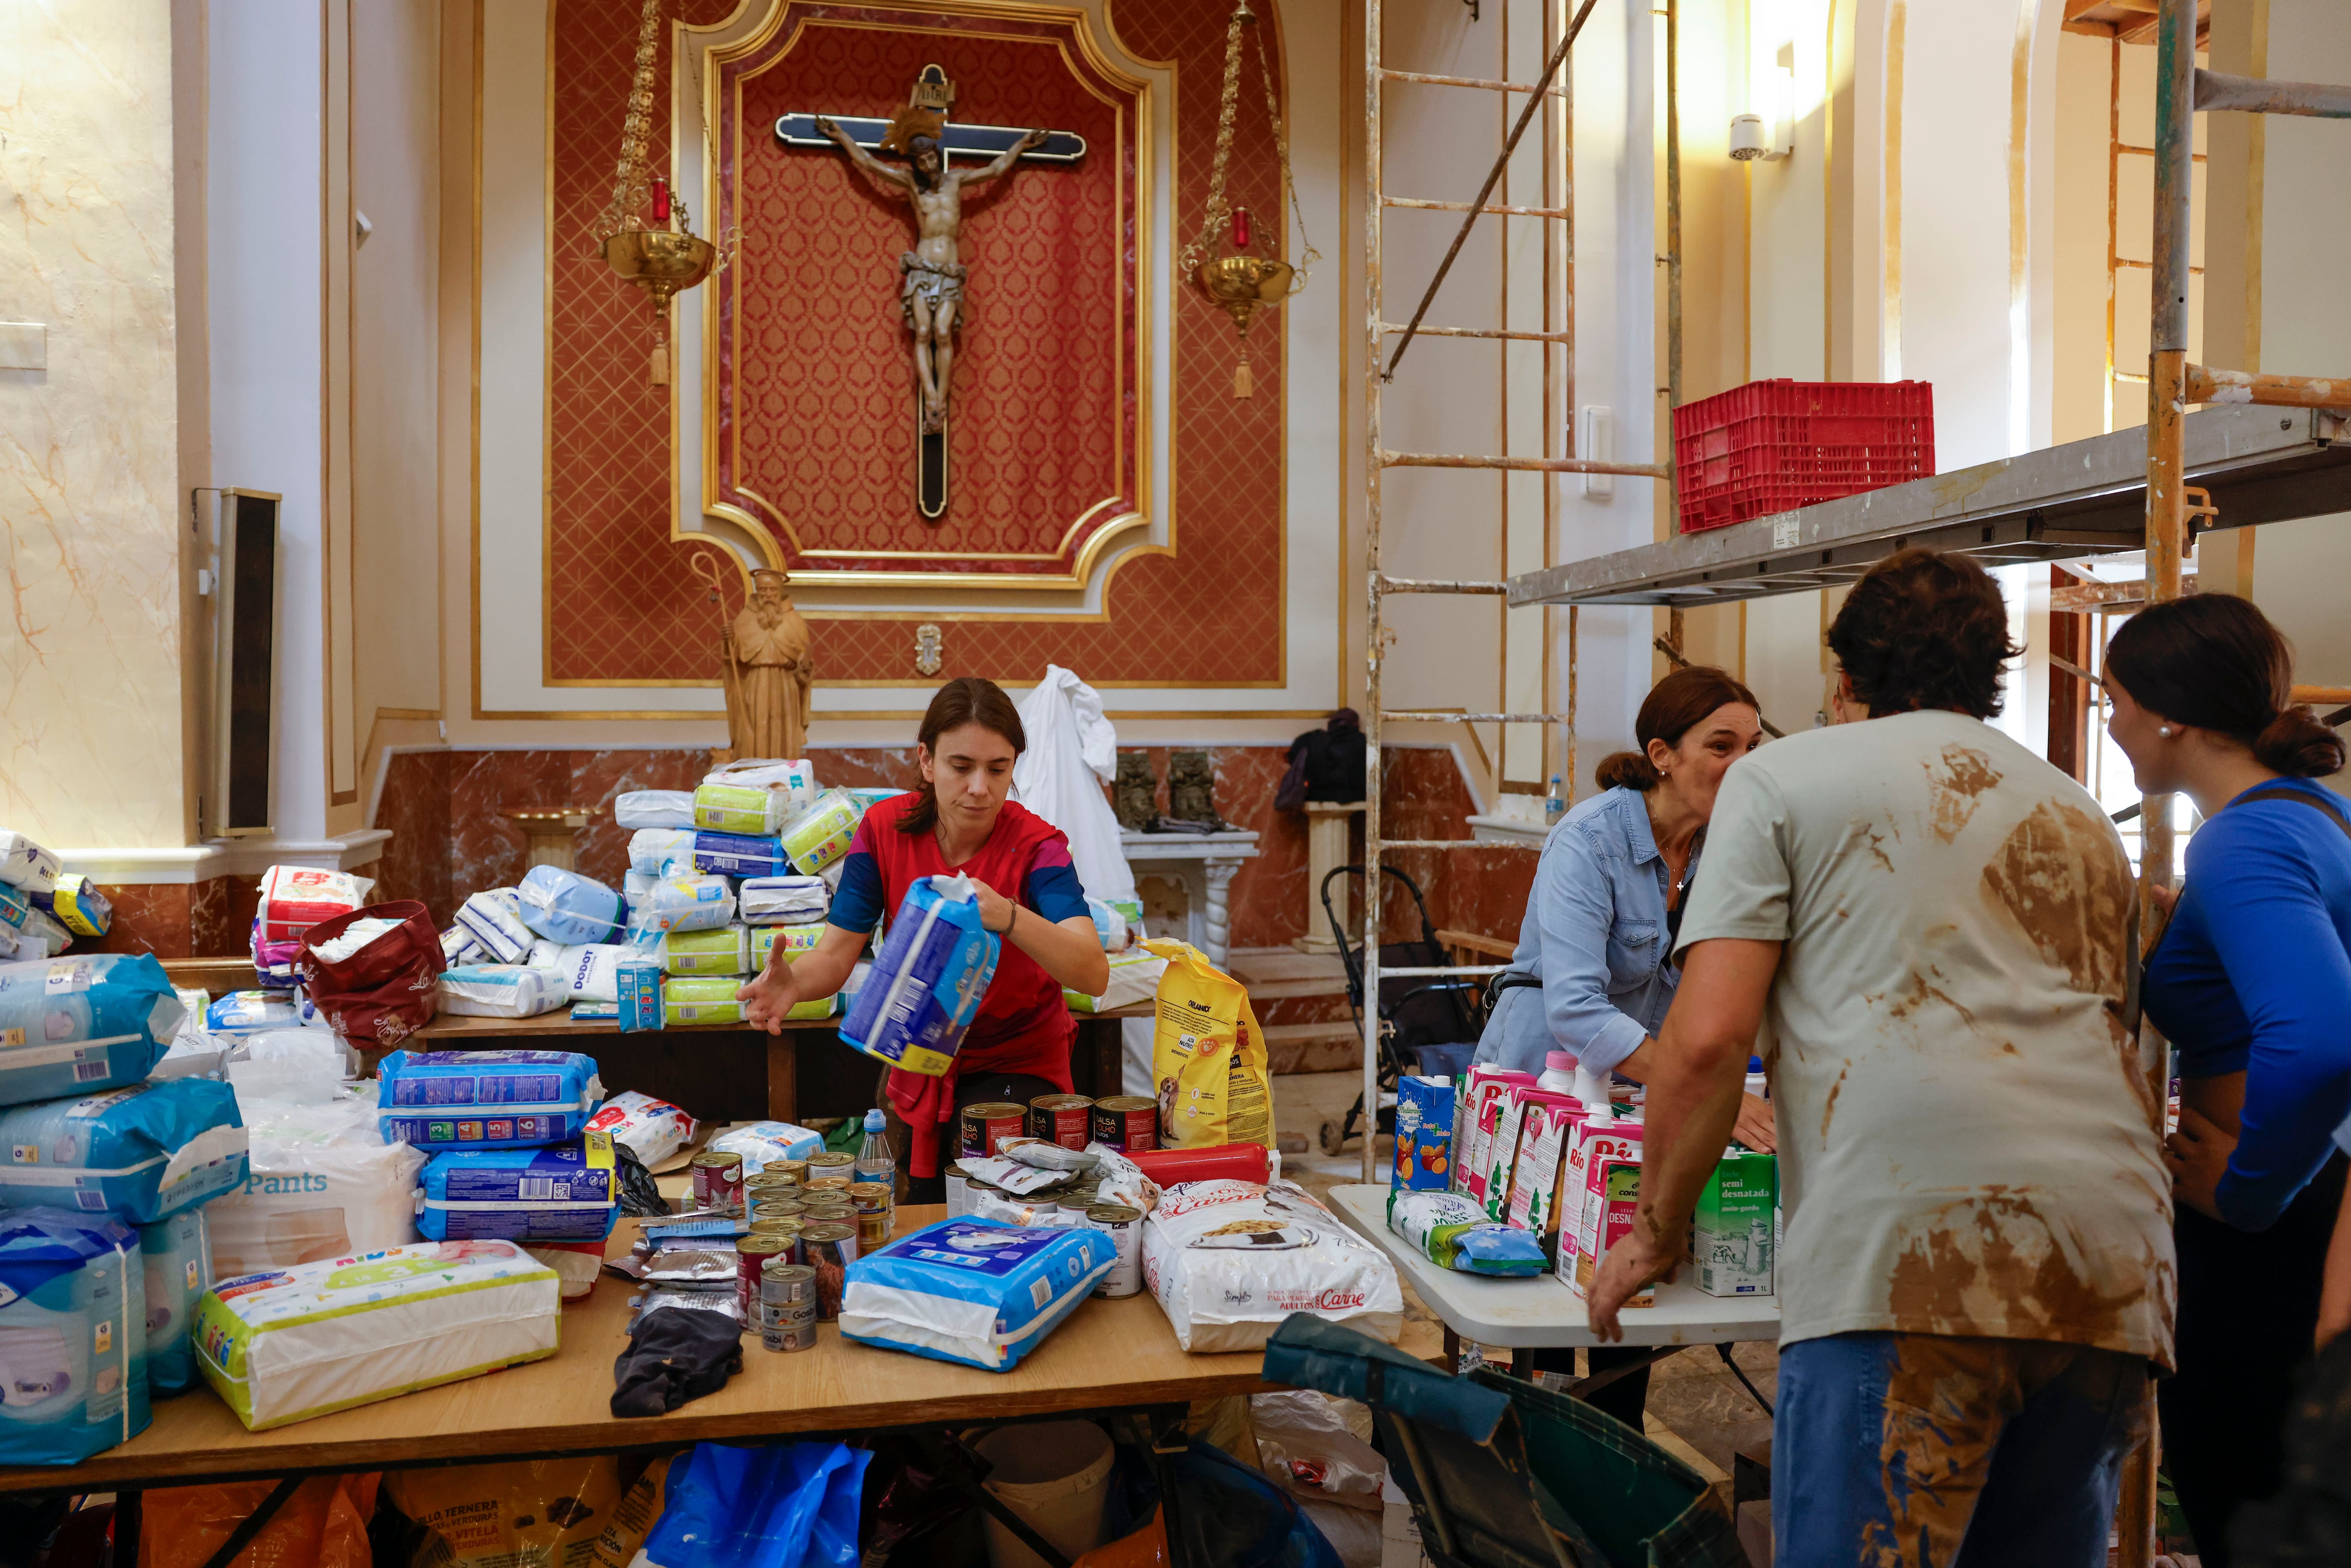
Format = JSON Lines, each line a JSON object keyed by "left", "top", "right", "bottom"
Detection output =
{"left": 297, "top": 900, "right": 443, "bottom": 1046}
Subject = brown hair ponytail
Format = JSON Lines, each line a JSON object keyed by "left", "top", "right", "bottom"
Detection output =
{"left": 899, "top": 677, "right": 1029, "bottom": 835}
{"left": 2106, "top": 594, "right": 2346, "bottom": 779}
{"left": 1593, "top": 665, "right": 1760, "bottom": 793}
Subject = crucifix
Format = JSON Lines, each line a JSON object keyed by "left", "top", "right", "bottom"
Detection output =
{"left": 779, "top": 67, "right": 1087, "bottom": 519}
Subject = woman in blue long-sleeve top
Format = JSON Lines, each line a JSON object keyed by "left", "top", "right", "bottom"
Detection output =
{"left": 1474, "top": 664, "right": 1773, "bottom": 1423}
{"left": 2105, "top": 593, "right": 2351, "bottom": 1564}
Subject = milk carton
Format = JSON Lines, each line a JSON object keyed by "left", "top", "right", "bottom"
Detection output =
{"left": 1560, "top": 1123, "right": 1646, "bottom": 1305}
{"left": 1391, "top": 1076, "right": 1455, "bottom": 1192}
{"left": 1456, "top": 1069, "right": 1531, "bottom": 1202}
{"left": 1692, "top": 1149, "right": 1777, "bottom": 1296}
{"left": 1504, "top": 1094, "right": 1591, "bottom": 1253}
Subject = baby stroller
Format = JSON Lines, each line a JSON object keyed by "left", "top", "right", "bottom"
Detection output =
{"left": 1316, "top": 865, "right": 1488, "bottom": 1156}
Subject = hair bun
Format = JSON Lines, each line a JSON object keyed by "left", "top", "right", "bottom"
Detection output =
{"left": 1594, "top": 750, "right": 1661, "bottom": 792}
{"left": 2252, "top": 705, "right": 2347, "bottom": 779}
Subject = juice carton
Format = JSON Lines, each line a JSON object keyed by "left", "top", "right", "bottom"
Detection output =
{"left": 1457, "top": 1069, "right": 1532, "bottom": 1201}
{"left": 1554, "top": 1119, "right": 1639, "bottom": 1281}
{"left": 1692, "top": 1149, "right": 1778, "bottom": 1296}
{"left": 1504, "top": 1095, "right": 1591, "bottom": 1253}
{"left": 1483, "top": 1086, "right": 1545, "bottom": 1221}
{"left": 1562, "top": 1124, "right": 1647, "bottom": 1305}
{"left": 1392, "top": 1075, "right": 1455, "bottom": 1192}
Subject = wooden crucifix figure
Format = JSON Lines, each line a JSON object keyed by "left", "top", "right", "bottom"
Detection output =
{"left": 781, "top": 67, "right": 1085, "bottom": 517}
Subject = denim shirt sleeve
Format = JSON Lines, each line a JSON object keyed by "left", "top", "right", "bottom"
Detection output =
{"left": 1534, "top": 817, "right": 1655, "bottom": 1074}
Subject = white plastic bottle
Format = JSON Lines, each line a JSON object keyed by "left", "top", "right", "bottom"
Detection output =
{"left": 1571, "top": 1061, "right": 1614, "bottom": 1109}
{"left": 1537, "top": 1050, "right": 1578, "bottom": 1096}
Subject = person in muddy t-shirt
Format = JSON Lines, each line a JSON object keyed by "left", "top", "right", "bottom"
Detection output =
{"left": 1586, "top": 548, "right": 2175, "bottom": 1567}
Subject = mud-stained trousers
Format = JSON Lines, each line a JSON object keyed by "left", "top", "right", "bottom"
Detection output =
{"left": 1772, "top": 1332, "right": 2152, "bottom": 1568}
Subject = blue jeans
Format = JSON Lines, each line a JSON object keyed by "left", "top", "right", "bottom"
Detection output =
{"left": 1773, "top": 1332, "right": 2151, "bottom": 1568}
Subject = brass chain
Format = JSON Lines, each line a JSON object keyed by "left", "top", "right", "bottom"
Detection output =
{"left": 1177, "top": 0, "right": 1318, "bottom": 288}
{"left": 590, "top": 0, "right": 665, "bottom": 250}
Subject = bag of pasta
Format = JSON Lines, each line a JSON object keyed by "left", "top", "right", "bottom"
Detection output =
{"left": 1144, "top": 941, "right": 1273, "bottom": 1152}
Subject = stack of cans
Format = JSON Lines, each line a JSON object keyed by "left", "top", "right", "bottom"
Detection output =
{"left": 759, "top": 1259, "right": 818, "bottom": 1351}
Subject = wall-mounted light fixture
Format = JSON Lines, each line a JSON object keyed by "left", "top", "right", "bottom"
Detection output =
{"left": 1729, "top": 64, "right": 1794, "bottom": 162}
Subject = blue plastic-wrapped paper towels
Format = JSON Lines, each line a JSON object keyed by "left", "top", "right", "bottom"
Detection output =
{"left": 839, "top": 1218, "right": 1112, "bottom": 1371}
{"left": 0, "top": 1208, "right": 149, "bottom": 1465}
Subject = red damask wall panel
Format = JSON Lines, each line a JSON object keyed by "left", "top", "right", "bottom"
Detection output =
{"left": 541, "top": 0, "right": 1289, "bottom": 692}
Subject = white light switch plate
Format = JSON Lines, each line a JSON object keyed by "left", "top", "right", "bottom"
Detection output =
{"left": 0, "top": 323, "right": 47, "bottom": 371}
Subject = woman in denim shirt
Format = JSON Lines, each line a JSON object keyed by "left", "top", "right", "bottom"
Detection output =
{"left": 1476, "top": 665, "right": 1773, "bottom": 1421}
{"left": 1476, "top": 664, "right": 1776, "bottom": 1150}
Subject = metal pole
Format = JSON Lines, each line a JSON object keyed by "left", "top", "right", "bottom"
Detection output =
{"left": 1665, "top": 0, "right": 1686, "bottom": 656}
{"left": 1362, "top": 0, "right": 1386, "bottom": 1186}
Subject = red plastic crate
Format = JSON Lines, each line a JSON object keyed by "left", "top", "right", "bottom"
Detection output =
{"left": 1672, "top": 379, "right": 1935, "bottom": 533}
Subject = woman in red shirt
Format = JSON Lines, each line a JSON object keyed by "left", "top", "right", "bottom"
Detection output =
{"left": 738, "top": 678, "right": 1109, "bottom": 1200}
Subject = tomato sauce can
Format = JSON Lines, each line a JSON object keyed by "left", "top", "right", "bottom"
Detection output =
{"left": 1030, "top": 1094, "right": 1095, "bottom": 1150}
{"left": 1089, "top": 1096, "right": 1159, "bottom": 1153}
{"left": 960, "top": 1102, "right": 1028, "bottom": 1158}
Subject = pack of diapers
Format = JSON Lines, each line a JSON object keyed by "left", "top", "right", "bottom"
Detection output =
{"left": 584, "top": 1090, "right": 696, "bottom": 1167}
{"left": 194, "top": 1238, "right": 560, "bottom": 1430}
{"left": 455, "top": 889, "right": 535, "bottom": 965}
{"left": 0, "top": 834, "right": 61, "bottom": 895}
{"left": 689, "top": 833, "right": 792, "bottom": 879}
{"left": 0, "top": 955, "right": 183, "bottom": 1106}
{"left": 39, "top": 877, "right": 112, "bottom": 939}
{"left": 208, "top": 1087, "right": 427, "bottom": 1277}
{"left": 377, "top": 1050, "right": 604, "bottom": 1149}
{"left": 625, "top": 875, "right": 736, "bottom": 940}
{"left": 256, "top": 866, "right": 368, "bottom": 943}
{"left": 661, "top": 975, "right": 753, "bottom": 1027}
{"left": 547, "top": 943, "right": 639, "bottom": 1003}
{"left": 777, "top": 790, "right": 863, "bottom": 875}
{"left": 0, "top": 1209, "right": 148, "bottom": 1464}
{"left": 416, "top": 1132, "right": 617, "bottom": 1242}
{"left": 0, "top": 1079, "right": 248, "bottom": 1223}
{"left": 749, "top": 923, "right": 826, "bottom": 969}
{"left": 140, "top": 1210, "right": 211, "bottom": 1396}
{"left": 705, "top": 1120, "right": 825, "bottom": 1177}
{"left": 839, "top": 875, "right": 1000, "bottom": 1077}
{"left": 626, "top": 829, "right": 697, "bottom": 877}
{"left": 739, "top": 875, "right": 830, "bottom": 926}
{"left": 691, "top": 782, "right": 792, "bottom": 837}
{"left": 614, "top": 790, "right": 696, "bottom": 829}
{"left": 659, "top": 925, "right": 749, "bottom": 977}
{"left": 839, "top": 1218, "right": 1112, "bottom": 1371}
{"left": 517, "top": 865, "right": 623, "bottom": 946}
{"left": 702, "top": 758, "right": 819, "bottom": 813}
{"left": 204, "top": 989, "right": 322, "bottom": 1036}
{"left": 437, "top": 965, "right": 571, "bottom": 1020}
{"left": 441, "top": 927, "right": 484, "bottom": 967}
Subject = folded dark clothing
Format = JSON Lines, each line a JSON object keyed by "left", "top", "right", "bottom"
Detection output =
{"left": 612, "top": 1306, "right": 744, "bottom": 1418}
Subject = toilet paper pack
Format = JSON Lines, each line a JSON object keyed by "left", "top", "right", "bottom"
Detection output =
{"left": 0, "top": 1209, "right": 148, "bottom": 1465}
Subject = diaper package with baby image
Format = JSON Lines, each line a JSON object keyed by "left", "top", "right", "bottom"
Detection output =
{"left": 624, "top": 875, "right": 736, "bottom": 941}
{"left": 839, "top": 1218, "right": 1112, "bottom": 1371}
{"left": 377, "top": 1050, "right": 603, "bottom": 1150}
{"left": 417, "top": 1133, "right": 617, "bottom": 1243}
{"left": 839, "top": 875, "right": 999, "bottom": 1077}
{"left": 776, "top": 790, "right": 864, "bottom": 876}
{"left": 0, "top": 954, "right": 184, "bottom": 1108}
{"left": 194, "top": 1238, "right": 560, "bottom": 1429}
{"left": 0, "top": 1079, "right": 248, "bottom": 1224}
{"left": 1142, "top": 1180, "right": 1404, "bottom": 1353}
{"left": 0, "top": 1209, "right": 148, "bottom": 1465}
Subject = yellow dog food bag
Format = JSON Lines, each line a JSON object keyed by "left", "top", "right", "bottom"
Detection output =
{"left": 1145, "top": 940, "right": 1274, "bottom": 1150}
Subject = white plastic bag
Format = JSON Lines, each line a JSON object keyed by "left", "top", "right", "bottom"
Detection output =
{"left": 1011, "top": 667, "right": 1139, "bottom": 907}
{"left": 208, "top": 1087, "right": 428, "bottom": 1276}
{"left": 224, "top": 1028, "right": 355, "bottom": 1103}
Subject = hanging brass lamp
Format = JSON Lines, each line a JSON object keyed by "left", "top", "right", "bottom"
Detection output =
{"left": 592, "top": 0, "right": 735, "bottom": 386}
{"left": 1181, "top": 0, "right": 1317, "bottom": 399}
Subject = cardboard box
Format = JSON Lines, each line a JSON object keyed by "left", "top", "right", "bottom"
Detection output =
{"left": 1563, "top": 1126, "right": 1648, "bottom": 1307}
{"left": 1692, "top": 1149, "right": 1777, "bottom": 1296}
{"left": 1392, "top": 1075, "right": 1455, "bottom": 1191}
{"left": 1503, "top": 1095, "right": 1590, "bottom": 1250}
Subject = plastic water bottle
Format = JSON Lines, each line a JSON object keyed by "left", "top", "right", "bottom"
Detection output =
{"left": 1545, "top": 775, "right": 1566, "bottom": 826}
{"left": 854, "top": 1108, "right": 895, "bottom": 1189}
{"left": 1536, "top": 1050, "right": 1578, "bottom": 1096}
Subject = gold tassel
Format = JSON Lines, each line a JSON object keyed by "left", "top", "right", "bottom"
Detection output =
{"left": 650, "top": 343, "right": 670, "bottom": 386}
{"left": 1233, "top": 355, "right": 1254, "bottom": 399}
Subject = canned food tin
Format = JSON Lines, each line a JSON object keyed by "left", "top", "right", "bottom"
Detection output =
{"left": 944, "top": 1164, "right": 971, "bottom": 1218}
{"left": 1029, "top": 1094, "right": 1095, "bottom": 1151}
{"left": 1057, "top": 1188, "right": 1100, "bottom": 1217}
{"left": 959, "top": 1102, "right": 1028, "bottom": 1159}
{"left": 1085, "top": 1203, "right": 1144, "bottom": 1298}
{"left": 760, "top": 1314, "right": 818, "bottom": 1352}
{"left": 805, "top": 1151, "right": 856, "bottom": 1175}
{"left": 744, "top": 1172, "right": 800, "bottom": 1198}
{"left": 760, "top": 1259, "right": 817, "bottom": 1305}
{"left": 752, "top": 1196, "right": 806, "bottom": 1223}
{"left": 1090, "top": 1096, "right": 1159, "bottom": 1153}
{"left": 803, "top": 1175, "right": 852, "bottom": 1197}
{"left": 847, "top": 1181, "right": 891, "bottom": 1213}
{"left": 857, "top": 1209, "right": 889, "bottom": 1252}
{"left": 691, "top": 1150, "right": 745, "bottom": 1214}
{"left": 738, "top": 1231, "right": 795, "bottom": 1311}
{"left": 798, "top": 1222, "right": 859, "bottom": 1319}
{"left": 765, "top": 1159, "right": 811, "bottom": 1184}
{"left": 758, "top": 1297, "right": 817, "bottom": 1330}
{"left": 748, "top": 1222, "right": 804, "bottom": 1260}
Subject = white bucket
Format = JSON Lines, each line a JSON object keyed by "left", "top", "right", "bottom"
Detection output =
{"left": 971, "top": 1420, "right": 1116, "bottom": 1568}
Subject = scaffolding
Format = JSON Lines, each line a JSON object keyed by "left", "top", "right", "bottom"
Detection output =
{"left": 1358, "top": 0, "right": 1673, "bottom": 1182}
